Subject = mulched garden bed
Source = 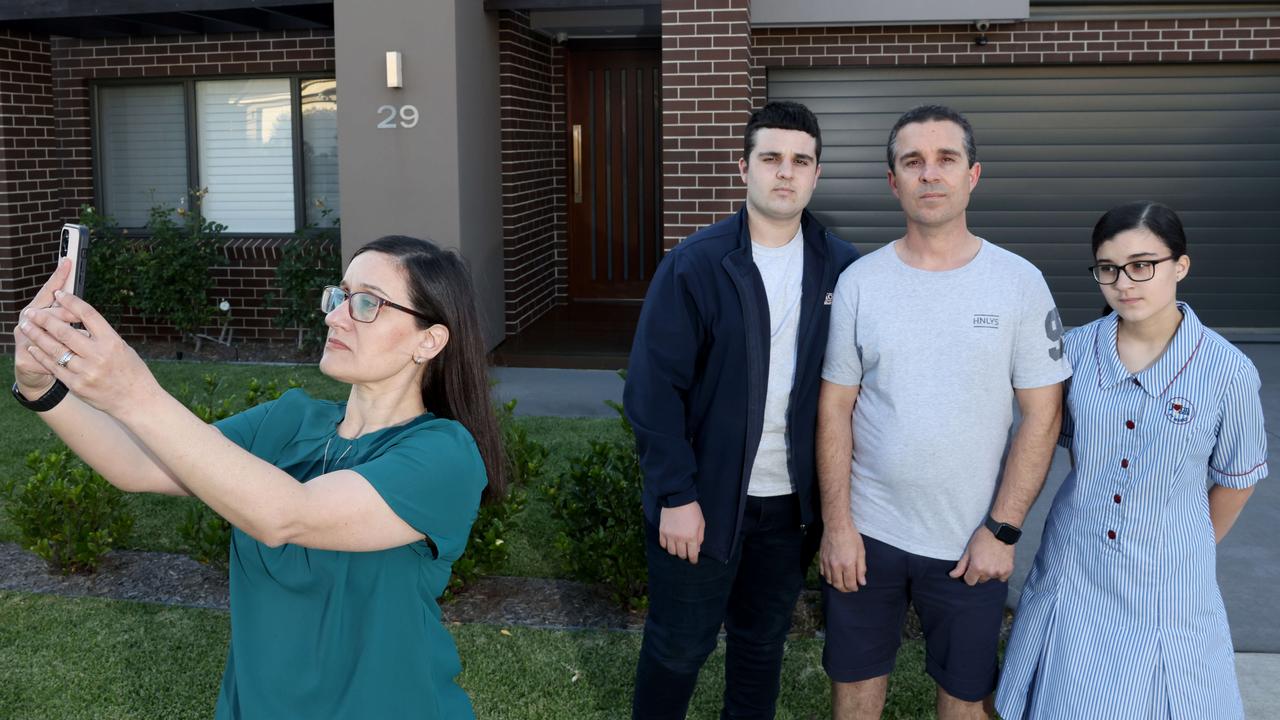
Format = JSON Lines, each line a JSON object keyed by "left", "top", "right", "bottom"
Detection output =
{"left": 0, "top": 543, "right": 1007, "bottom": 642}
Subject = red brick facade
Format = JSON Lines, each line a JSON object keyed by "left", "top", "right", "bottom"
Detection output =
{"left": 661, "top": 9, "right": 1280, "bottom": 249}
{"left": 0, "top": 28, "right": 335, "bottom": 351}
{"left": 0, "top": 30, "right": 60, "bottom": 352}
{"left": 660, "top": 0, "right": 753, "bottom": 248}
{"left": 498, "top": 11, "right": 567, "bottom": 335}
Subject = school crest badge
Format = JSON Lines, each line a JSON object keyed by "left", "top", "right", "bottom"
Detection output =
{"left": 1166, "top": 397, "right": 1193, "bottom": 425}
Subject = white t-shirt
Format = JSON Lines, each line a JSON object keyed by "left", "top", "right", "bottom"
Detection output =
{"left": 747, "top": 227, "right": 805, "bottom": 497}
{"left": 822, "top": 239, "right": 1072, "bottom": 559}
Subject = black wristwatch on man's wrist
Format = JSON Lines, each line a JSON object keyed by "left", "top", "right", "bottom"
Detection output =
{"left": 984, "top": 513, "right": 1023, "bottom": 545}
{"left": 11, "top": 380, "right": 69, "bottom": 412}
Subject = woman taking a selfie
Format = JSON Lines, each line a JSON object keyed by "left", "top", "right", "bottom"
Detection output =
{"left": 996, "top": 202, "right": 1267, "bottom": 719}
{"left": 12, "top": 235, "right": 504, "bottom": 718}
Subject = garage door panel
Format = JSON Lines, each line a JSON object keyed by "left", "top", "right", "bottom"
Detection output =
{"left": 822, "top": 127, "right": 1280, "bottom": 147}
{"left": 799, "top": 94, "right": 1280, "bottom": 116}
{"left": 771, "top": 64, "right": 1280, "bottom": 329}
{"left": 820, "top": 143, "right": 1280, "bottom": 164}
{"left": 962, "top": 195, "right": 1280, "bottom": 213}
{"left": 817, "top": 176, "right": 1276, "bottom": 196}
{"left": 975, "top": 177, "right": 1274, "bottom": 195}
{"left": 770, "top": 79, "right": 1280, "bottom": 103}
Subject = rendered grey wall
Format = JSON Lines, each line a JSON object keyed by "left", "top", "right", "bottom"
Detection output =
{"left": 453, "top": 4, "right": 504, "bottom": 350}
{"left": 334, "top": 0, "right": 504, "bottom": 347}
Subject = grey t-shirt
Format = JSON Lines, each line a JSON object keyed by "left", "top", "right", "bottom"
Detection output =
{"left": 822, "top": 239, "right": 1072, "bottom": 560}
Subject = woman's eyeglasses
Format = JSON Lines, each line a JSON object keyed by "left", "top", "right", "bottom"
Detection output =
{"left": 320, "top": 285, "right": 434, "bottom": 324}
{"left": 1088, "top": 256, "right": 1175, "bottom": 285}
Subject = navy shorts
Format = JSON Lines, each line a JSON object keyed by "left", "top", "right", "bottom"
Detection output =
{"left": 821, "top": 534, "right": 1007, "bottom": 702}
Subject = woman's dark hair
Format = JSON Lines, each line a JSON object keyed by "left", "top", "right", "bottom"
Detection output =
{"left": 354, "top": 236, "right": 506, "bottom": 504}
{"left": 1091, "top": 201, "right": 1188, "bottom": 258}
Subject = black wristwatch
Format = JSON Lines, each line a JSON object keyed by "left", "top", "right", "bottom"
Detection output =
{"left": 11, "top": 380, "right": 69, "bottom": 412}
{"left": 984, "top": 514, "right": 1023, "bottom": 545}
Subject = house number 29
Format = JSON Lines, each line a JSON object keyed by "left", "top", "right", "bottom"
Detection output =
{"left": 376, "top": 105, "right": 419, "bottom": 129}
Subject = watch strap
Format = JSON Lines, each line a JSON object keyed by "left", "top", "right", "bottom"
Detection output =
{"left": 11, "top": 380, "right": 69, "bottom": 412}
{"left": 984, "top": 513, "right": 1022, "bottom": 545}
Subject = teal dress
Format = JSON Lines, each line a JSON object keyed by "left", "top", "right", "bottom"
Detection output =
{"left": 211, "top": 389, "right": 486, "bottom": 719}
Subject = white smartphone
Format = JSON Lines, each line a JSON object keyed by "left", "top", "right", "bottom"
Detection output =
{"left": 58, "top": 223, "right": 90, "bottom": 297}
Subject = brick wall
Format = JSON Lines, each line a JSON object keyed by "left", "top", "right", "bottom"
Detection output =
{"left": 43, "top": 29, "right": 335, "bottom": 345}
{"left": 498, "top": 11, "right": 567, "bottom": 335}
{"left": 660, "top": 11, "right": 1280, "bottom": 247}
{"left": 0, "top": 30, "right": 59, "bottom": 353}
{"left": 660, "top": 0, "right": 753, "bottom": 248}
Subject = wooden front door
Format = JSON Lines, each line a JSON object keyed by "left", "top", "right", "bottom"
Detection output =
{"left": 565, "top": 47, "right": 662, "bottom": 300}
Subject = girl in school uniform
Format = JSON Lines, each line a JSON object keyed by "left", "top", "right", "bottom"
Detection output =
{"left": 996, "top": 201, "right": 1268, "bottom": 720}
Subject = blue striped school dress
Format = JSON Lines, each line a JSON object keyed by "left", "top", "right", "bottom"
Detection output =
{"left": 996, "top": 303, "right": 1268, "bottom": 720}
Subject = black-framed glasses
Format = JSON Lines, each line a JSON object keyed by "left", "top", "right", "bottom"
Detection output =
{"left": 320, "top": 285, "right": 434, "bottom": 324}
{"left": 1089, "top": 256, "right": 1175, "bottom": 285}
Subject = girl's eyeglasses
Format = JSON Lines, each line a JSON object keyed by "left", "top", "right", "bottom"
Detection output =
{"left": 1088, "top": 256, "right": 1174, "bottom": 285}
{"left": 320, "top": 285, "right": 434, "bottom": 324}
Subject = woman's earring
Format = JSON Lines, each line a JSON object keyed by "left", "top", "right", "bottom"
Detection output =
{"left": 413, "top": 356, "right": 424, "bottom": 365}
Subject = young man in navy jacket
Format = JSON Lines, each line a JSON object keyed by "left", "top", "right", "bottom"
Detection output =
{"left": 627, "top": 101, "right": 860, "bottom": 719}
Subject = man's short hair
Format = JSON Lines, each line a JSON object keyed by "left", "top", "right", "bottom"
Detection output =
{"left": 886, "top": 104, "right": 977, "bottom": 169}
{"left": 743, "top": 101, "right": 822, "bottom": 163}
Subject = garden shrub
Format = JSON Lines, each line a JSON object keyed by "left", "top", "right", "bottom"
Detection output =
{"left": 267, "top": 211, "right": 341, "bottom": 350}
{"left": 446, "top": 399, "right": 548, "bottom": 597}
{"left": 79, "top": 205, "right": 137, "bottom": 326}
{"left": 77, "top": 194, "right": 227, "bottom": 339}
{"left": 134, "top": 193, "right": 227, "bottom": 340}
{"left": 544, "top": 398, "right": 648, "bottom": 611}
{"left": 1, "top": 450, "right": 134, "bottom": 574}
{"left": 175, "top": 375, "right": 298, "bottom": 569}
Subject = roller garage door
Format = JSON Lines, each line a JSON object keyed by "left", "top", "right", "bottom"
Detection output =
{"left": 770, "top": 64, "right": 1280, "bottom": 330}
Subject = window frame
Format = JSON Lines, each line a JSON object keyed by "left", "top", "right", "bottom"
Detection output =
{"left": 90, "top": 73, "right": 335, "bottom": 236}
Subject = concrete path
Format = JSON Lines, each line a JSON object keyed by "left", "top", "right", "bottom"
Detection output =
{"left": 491, "top": 366, "right": 624, "bottom": 418}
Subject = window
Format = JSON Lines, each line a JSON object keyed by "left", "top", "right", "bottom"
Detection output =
{"left": 97, "top": 84, "right": 188, "bottom": 227}
{"left": 301, "top": 79, "right": 338, "bottom": 227}
{"left": 95, "top": 77, "right": 338, "bottom": 233}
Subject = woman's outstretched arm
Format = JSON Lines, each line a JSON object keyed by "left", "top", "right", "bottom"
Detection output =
{"left": 22, "top": 290, "right": 423, "bottom": 552}
{"left": 14, "top": 262, "right": 188, "bottom": 495}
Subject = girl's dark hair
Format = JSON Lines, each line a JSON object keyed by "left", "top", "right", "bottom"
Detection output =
{"left": 1091, "top": 201, "right": 1188, "bottom": 258}
{"left": 354, "top": 235, "right": 506, "bottom": 504}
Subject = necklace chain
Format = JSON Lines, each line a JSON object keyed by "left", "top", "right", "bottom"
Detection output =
{"left": 322, "top": 435, "right": 354, "bottom": 475}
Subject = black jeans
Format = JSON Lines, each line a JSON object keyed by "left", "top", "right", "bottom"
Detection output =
{"left": 632, "top": 494, "right": 808, "bottom": 720}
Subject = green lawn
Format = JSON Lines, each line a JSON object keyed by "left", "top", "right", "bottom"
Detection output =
{"left": 0, "top": 590, "right": 940, "bottom": 719}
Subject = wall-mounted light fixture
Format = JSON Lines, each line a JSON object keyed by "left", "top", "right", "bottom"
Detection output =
{"left": 386, "top": 51, "right": 403, "bottom": 88}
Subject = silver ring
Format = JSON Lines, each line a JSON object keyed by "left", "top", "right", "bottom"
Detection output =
{"left": 56, "top": 350, "right": 75, "bottom": 368}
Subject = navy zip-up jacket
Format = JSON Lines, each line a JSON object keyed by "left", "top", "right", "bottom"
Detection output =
{"left": 625, "top": 207, "right": 860, "bottom": 563}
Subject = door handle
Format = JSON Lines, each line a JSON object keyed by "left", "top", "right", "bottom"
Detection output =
{"left": 572, "top": 124, "right": 583, "bottom": 204}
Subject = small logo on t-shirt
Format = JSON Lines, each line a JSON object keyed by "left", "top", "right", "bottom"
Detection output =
{"left": 972, "top": 314, "right": 1000, "bottom": 329}
{"left": 1167, "top": 398, "right": 1194, "bottom": 425}
{"left": 824, "top": 292, "right": 833, "bottom": 306}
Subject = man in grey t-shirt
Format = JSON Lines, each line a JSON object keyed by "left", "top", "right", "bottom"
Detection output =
{"left": 817, "top": 105, "right": 1071, "bottom": 720}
